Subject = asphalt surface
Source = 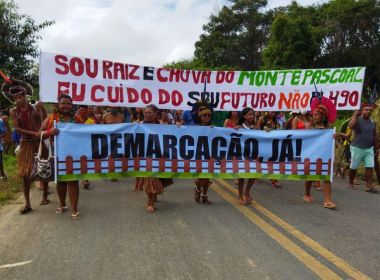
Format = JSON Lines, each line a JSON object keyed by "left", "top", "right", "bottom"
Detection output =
{"left": 0, "top": 177, "right": 379, "bottom": 280}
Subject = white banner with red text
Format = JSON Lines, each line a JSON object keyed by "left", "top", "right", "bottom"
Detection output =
{"left": 40, "top": 51, "right": 365, "bottom": 111}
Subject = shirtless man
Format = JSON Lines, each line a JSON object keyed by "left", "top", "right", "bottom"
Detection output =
{"left": 102, "top": 107, "right": 124, "bottom": 182}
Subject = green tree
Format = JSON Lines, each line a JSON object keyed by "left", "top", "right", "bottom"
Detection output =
{"left": 194, "top": 0, "right": 271, "bottom": 70}
{"left": 316, "top": 0, "right": 380, "bottom": 88}
{"left": 163, "top": 57, "right": 237, "bottom": 71}
{"left": 163, "top": 58, "right": 208, "bottom": 70}
{"left": 0, "top": 0, "right": 53, "bottom": 107}
{"left": 263, "top": 0, "right": 379, "bottom": 92}
{"left": 263, "top": 2, "right": 320, "bottom": 69}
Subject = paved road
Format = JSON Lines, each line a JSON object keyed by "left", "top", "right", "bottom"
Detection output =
{"left": 0, "top": 177, "right": 379, "bottom": 280}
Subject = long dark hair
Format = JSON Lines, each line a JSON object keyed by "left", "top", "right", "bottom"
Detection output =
{"left": 238, "top": 107, "right": 254, "bottom": 125}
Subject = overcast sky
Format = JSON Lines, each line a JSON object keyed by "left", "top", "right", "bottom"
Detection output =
{"left": 15, "top": 0, "right": 326, "bottom": 67}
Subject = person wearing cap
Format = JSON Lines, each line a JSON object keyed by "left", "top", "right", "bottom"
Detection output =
{"left": 1, "top": 77, "right": 50, "bottom": 213}
{"left": 348, "top": 104, "right": 380, "bottom": 193}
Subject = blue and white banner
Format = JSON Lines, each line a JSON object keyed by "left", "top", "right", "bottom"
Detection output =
{"left": 56, "top": 123, "right": 334, "bottom": 182}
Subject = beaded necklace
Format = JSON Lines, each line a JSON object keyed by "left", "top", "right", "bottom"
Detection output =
{"left": 58, "top": 113, "right": 75, "bottom": 123}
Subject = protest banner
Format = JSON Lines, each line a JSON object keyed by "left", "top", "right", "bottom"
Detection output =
{"left": 40, "top": 51, "right": 364, "bottom": 111}
{"left": 56, "top": 123, "right": 334, "bottom": 182}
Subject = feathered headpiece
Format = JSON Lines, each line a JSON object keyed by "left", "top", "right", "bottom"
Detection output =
{"left": 0, "top": 70, "right": 33, "bottom": 103}
{"left": 310, "top": 81, "right": 337, "bottom": 123}
{"left": 191, "top": 80, "right": 215, "bottom": 123}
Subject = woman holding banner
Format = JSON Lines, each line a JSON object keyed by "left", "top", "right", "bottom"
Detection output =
{"left": 41, "top": 94, "right": 83, "bottom": 220}
{"left": 303, "top": 105, "right": 337, "bottom": 209}
{"left": 235, "top": 107, "right": 257, "bottom": 205}
{"left": 134, "top": 104, "right": 173, "bottom": 212}
{"left": 223, "top": 111, "right": 239, "bottom": 128}
{"left": 259, "top": 112, "right": 282, "bottom": 188}
{"left": 193, "top": 102, "right": 214, "bottom": 205}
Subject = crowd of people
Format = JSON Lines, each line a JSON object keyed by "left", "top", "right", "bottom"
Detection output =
{"left": 1, "top": 78, "right": 379, "bottom": 220}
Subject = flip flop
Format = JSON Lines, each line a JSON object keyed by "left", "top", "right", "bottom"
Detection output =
{"left": 71, "top": 212, "right": 81, "bottom": 220}
{"left": 55, "top": 206, "right": 68, "bottom": 214}
{"left": 323, "top": 202, "right": 337, "bottom": 209}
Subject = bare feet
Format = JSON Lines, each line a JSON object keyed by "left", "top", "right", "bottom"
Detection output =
{"left": 146, "top": 205, "right": 156, "bottom": 212}
{"left": 303, "top": 195, "right": 314, "bottom": 203}
{"left": 238, "top": 197, "right": 247, "bottom": 205}
{"left": 244, "top": 194, "right": 252, "bottom": 203}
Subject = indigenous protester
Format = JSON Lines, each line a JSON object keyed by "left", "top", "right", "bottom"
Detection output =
{"left": 180, "top": 110, "right": 197, "bottom": 125}
{"left": 131, "top": 107, "right": 144, "bottom": 123}
{"left": 41, "top": 94, "right": 82, "bottom": 220}
{"left": 276, "top": 112, "right": 286, "bottom": 129}
{"left": 348, "top": 104, "right": 380, "bottom": 193}
{"left": 292, "top": 110, "right": 310, "bottom": 130}
{"left": 134, "top": 105, "right": 173, "bottom": 212}
{"left": 175, "top": 110, "right": 183, "bottom": 123}
{"left": 192, "top": 102, "right": 214, "bottom": 204}
{"left": 87, "top": 106, "right": 101, "bottom": 124}
{"left": 94, "top": 106, "right": 104, "bottom": 122}
{"left": 292, "top": 110, "right": 321, "bottom": 189}
{"left": 0, "top": 116, "right": 7, "bottom": 180}
{"left": 285, "top": 111, "right": 299, "bottom": 129}
{"left": 254, "top": 111, "right": 262, "bottom": 126}
{"left": 102, "top": 106, "right": 125, "bottom": 182}
{"left": 123, "top": 107, "right": 133, "bottom": 123}
{"left": 335, "top": 118, "right": 354, "bottom": 180}
{"left": 303, "top": 105, "right": 337, "bottom": 209}
{"left": 75, "top": 105, "right": 93, "bottom": 189}
{"left": 258, "top": 112, "right": 281, "bottom": 188}
{"left": 235, "top": 107, "right": 257, "bottom": 204}
{"left": 102, "top": 107, "right": 125, "bottom": 124}
{"left": 223, "top": 111, "right": 239, "bottom": 128}
{"left": 76, "top": 105, "right": 93, "bottom": 124}
{"left": 158, "top": 109, "right": 174, "bottom": 125}
{"left": 1, "top": 110, "right": 12, "bottom": 154}
{"left": 2, "top": 77, "right": 49, "bottom": 213}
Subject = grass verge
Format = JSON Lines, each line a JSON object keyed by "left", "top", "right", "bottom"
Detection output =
{"left": 0, "top": 153, "right": 22, "bottom": 206}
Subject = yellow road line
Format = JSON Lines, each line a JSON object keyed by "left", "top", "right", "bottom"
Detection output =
{"left": 214, "top": 179, "right": 371, "bottom": 280}
{"left": 211, "top": 182, "right": 342, "bottom": 280}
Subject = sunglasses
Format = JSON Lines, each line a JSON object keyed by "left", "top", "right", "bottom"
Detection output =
{"left": 201, "top": 114, "right": 212, "bottom": 118}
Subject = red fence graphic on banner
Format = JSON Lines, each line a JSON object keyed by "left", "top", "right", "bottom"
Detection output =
{"left": 58, "top": 156, "right": 331, "bottom": 176}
